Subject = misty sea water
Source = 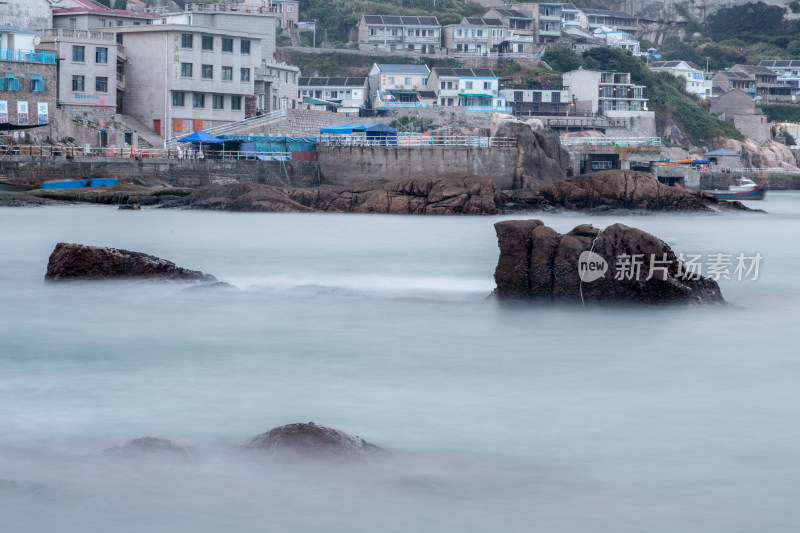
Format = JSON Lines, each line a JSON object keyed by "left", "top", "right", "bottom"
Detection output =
{"left": 1, "top": 193, "right": 799, "bottom": 532}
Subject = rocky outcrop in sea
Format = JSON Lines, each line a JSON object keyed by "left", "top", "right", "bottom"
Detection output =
{"left": 239, "top": 422, "right": 383, "bottom": 459}
{"left": 493, "top": 219, "right": 725, "bottom": 304}
{"left": 45, "top": 243, "right": 219, "bottom": 282}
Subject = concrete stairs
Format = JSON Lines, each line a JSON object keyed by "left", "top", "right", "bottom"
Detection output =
{"left": 116, "top": 114, "right": 164, "bottom": 149}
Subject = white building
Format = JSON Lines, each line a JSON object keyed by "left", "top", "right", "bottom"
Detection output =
{"left": 358, "top": 15, "right": 442, "bottom": 54}
{"left": 298, "top": 77, "right": 367, "bottom": 113}
{"left": 563, "top": 68, "right": 648, "bottom": 113}
{"left": 649, "top": 60, "right": 712, "bottom": 99}
{"left": 442, "top": 17, "right": 506, "bottom": 55}
{"left": 428, "top": 67, "right": 504, "bottom": 109}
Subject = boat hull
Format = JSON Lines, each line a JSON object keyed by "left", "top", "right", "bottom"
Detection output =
{"left": 675, "top": 183, "right": 767, "bottom": 200}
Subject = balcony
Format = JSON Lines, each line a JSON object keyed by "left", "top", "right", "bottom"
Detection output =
{"left": 40, "top": 28, "right": 116, "bottom": 42}
{"left": 0, "top": 49, "right": 56, "bottom": 64}
{"left": 366, "top": 34, "right": 403, "bottom": 42}
{"left": 116, "top": 71, "right": 125, "bottom": 89}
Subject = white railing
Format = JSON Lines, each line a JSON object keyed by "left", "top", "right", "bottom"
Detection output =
{"left": 724, "top": 167, "right": 792, "bottom": 174}
{"left": 164, "top": 109, "right": 287, "bottom": 148}
{"left": 381, "top": 102, "right": 439, "bottom": 109}
{"left": 466, "top": 105, "right": 512, "bottom": 113}
{"left": 0, "top": 145, "right": 297, "bottom": 161}
{"left": 319, "top": 135, "right": 516, "bottom": 148}
{"left": 559, "top": 136, "right": 662, "bottom": 147}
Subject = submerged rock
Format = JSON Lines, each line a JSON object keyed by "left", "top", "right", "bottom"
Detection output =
{"left": 494, "top": 219, "right": 724, "bottom": 304}
{"left": 537, "top": 170, "right": 750, "bottom": 212}
{"left": 45, "top": 243, "right": 218, "bottom": 282}
{"left": 240, "top": 422, "right": 383, "bottom": 459}
{"left": 102, "top": 437, "right": 196, "bottom": 460}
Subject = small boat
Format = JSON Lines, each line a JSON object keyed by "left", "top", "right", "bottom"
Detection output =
{"left": 675, "top": 180, "right": 767, "bottom": 200}
{"left": 41, "top": 177, "right": 118, "bottom": 190}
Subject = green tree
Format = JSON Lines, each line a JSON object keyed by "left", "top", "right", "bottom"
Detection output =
{"left": 705, "top": 2, "right": 788, "bottom": 42}
{"left": 542, "top": 45, "right": 584, "bottom": 73}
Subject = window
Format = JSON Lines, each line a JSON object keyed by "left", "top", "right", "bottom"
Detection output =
{"left": 193, "top": 93, "right": 205, "bottom": 108}
{"left": 96, "top": 76, "right": 108, "bottom": 92}
{"left": 231, "top": 95, "right": 241, "bottom": 110}
{"left": 4, "top": 73, "right": 19, "bottom": 91}
{"left": 465, "top": 81, "right": 473, "bottom": 90}
{"left": 181, "top": 33, "right": 193, "bottom": 48}
{"left": 286, "top": 4, "right": 293, "bottom": 11}
{"left": 388, "top": 76, "right": 395, "bottom": 84}
{"left": 222, "top": 38, "right": 233, "bottom": 53}
{"left": 72, "top": 45, "right": 85, "bottom": 62}
{"left": 201, "top": 35, "right": 213, "bottom": 51}
{"left": 202, "top": 64, "right": 213, "bottom": 79}
{"left": 212, "top": 94, "right": 224, "bottom": 109}
{"left": 241, "top": 39, "right": 250, "bottom": 54}
{"left": 31, "top": 74, "right": 44, "bottom": 92}
{"left": 532, "top": 91, "right": 542, "bottom": 102}
{"left": 181, "top": 62, "right": 193, "bottom": 77}
{"left": 476, "top": 30, "right": 483, "bottom": 37}
{"left": 172, "top": 91, "right": 185, "bottom": 107}
{"left": 99, "top": 19, "right": 106, "bottom": 27}
{"left": 440, "top": 81, "right": 446, "bottom": 89}
{"left": 69, "top": 18, "right": 77, "bottom": 29}
{"left": 483, "top": 81, "right": 491, "bottom": 90}
{"left": 514, "top": 91, "right": 523, "bottom": 102}
{"left": 96, "top": 47, "right": 108, "bottom": 63}
{"left": 117, "top": 20, "right": 123, "bottom": 27}
{"left": 240, "top": 68, "right": 250, "bottom": 82}
{"left": 551, "top": 91, "right": 561, "bottom": 103}
{"left": 404, "top": 77, "right": 411, "bottom": 85}
{"left": 221, "top": 66, "right": 232, "bottom": 81}
{"left": 72, "top": 75, "right": 85, "bottom": 92}
{"left": 456, "top": 29, "right": 462, "bottom": 37}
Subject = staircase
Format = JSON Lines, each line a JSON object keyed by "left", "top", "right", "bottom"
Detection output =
{"left": 116, "top": 114, "right": 164, "bottom": 149}
{"left": 164, "top": 109, "right": 288, "bottom": 147}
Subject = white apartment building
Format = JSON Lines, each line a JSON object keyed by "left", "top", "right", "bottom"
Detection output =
{"left": 442, "top": 17, "right": 507, "bottom": 54}
{"left": 649, "top": 60, "right": 712, "bottom": 99}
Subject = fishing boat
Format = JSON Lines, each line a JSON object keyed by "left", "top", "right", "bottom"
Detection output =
{"left": 41, "top": 177, "right": 118, "bottom": 189}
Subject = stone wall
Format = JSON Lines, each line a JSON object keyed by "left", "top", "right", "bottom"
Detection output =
{"left": 733, "top": 115, "right": 771, "bottom": 144}
{"left": 318, "top": 146, "right": 517, "bottom": 188}
{"left": 0, "top": 157, "right": 320, "bottom": 188}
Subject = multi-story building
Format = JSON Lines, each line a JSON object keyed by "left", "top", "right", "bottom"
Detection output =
{"left": 563, "top": 69, "right": 648, "bottom": 113}
{"left": 442, "top": 17, "right": 507, "bottom": 55}
{"left": 582, "top": 8, "right": 638, "bottom": 37}
{"left": 483, "top": 8, "right": 535, "bottom": 53}
{"left": 53, "top": 0, "right": 161, "bottom": 29}
{"left": 0, "top": 26, "right": 57, "bottom": 130}
{"left": 501, "top": 86, "right": 571, "bottom": 115}
{"left": 114, "top": 21, "right": 263, "bottom": 138}
{"left": 298, "top": 77, "right": 367, "bottom": 113}
{"left": 428, "top": 67, "right": 503, "bottom": 108}
{"left": 759, "top": 60, "right": 800, "bottom": 93}
{"left": 0, "top": 0, "right": 54, "bottom": 31}
{"left": 38, "top": 28, "right": 126, "bottom": 112}
{"left": 358, "top": 15, "right": 441, "bottom": 54}
{"left": 561, "top": 3, "right": 584, "bottom": 29}
{"left": 523, "top": 2, "right": 563, "bottom": 44}
{"left": 367, "top": 63, "right": 430, "bottom": 108}
{"left": 269, "top": 1, "right": 299, "bottom": 29}
{"left": 160, "top": 8, "right": 299, "bottom": 116}
{"left": 649, "top": 60, "right": 712, "bottom": 99}
{"left": 711, "top": 70, "right": 756, "bottom": 95}
{"left": 731, "top": 64, "right": 794, "bottom": 101}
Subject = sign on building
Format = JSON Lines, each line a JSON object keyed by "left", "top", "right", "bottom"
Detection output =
{"left": 17, "top": 101, "right": 28, "bottom": 125}
{"left": 38, "top": 103, "right": 48, "bottom": 125}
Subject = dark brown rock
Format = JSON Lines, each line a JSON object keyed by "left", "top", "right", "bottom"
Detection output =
{"left": 45, "top": 243, "right": 218, "bottom": 282}
{"left": 240, "top": 422, "right": 382, "bottom": 459}
{"left": 537, "top": 170, "right": 751, "bottom": 212}
{"left": 184, "top": 174, "right": 500, "bottom": 215}
{"left": 490, "top": 114, "right": 571, "bottom": 189}
{"left": 493, "top": 219, "right": 725, "bottom": 304}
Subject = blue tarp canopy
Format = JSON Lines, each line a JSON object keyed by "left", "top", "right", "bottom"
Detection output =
{"left": 320, "top": 123, "right": 397, "bottom": 145}
{"left": 219, "top": 136, "right": 317, "bottom": 152}
{"left": 320, "top": 123, "right": 397, "bottom": 135}
{"left": 177, "top": 130, "right": 224, "bottom": 143}
{"left": 691, "top": 159, "right": 711, "bottom": 165}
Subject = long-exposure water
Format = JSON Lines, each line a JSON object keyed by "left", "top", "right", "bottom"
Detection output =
{"left": 1, "top": 194, "right": 799, "bottom": 532}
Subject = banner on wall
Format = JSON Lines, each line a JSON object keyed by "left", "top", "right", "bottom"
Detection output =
{"left": 17, "top": 101, "right": 28, "bottom": 126}
{"left": 0, "top": 101, "right": 7, "bottom": 124}
{"left": 38, "top": 102, "right": 48, "bottom": 125}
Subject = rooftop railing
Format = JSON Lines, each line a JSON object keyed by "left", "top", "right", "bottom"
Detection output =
{"left": 320, "top": 134, "right": 517, "bottom": 148}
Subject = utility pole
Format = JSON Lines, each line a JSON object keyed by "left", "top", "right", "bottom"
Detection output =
{"left": 706, "top": 56, "right": 710, "bottom": 72}
{"left": 313, "top": 19, "right": 317, "bottom": 48}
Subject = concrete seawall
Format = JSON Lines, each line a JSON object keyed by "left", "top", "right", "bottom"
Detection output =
{"left": 318, "top": 146, "right": 517, "bottom": 189}
{"left": 0, "top": 157, "right": 321, "bottom": 189}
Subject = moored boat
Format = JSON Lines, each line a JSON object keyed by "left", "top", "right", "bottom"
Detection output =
{"left": 41, "top": 177, "right": 118, "bottom": 190}
{"left": 675, "top": 181, "right": 767, "bottom": 200}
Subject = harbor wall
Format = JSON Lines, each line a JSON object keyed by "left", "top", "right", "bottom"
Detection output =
{"left": 317, "top": 146, "right": 517, "bottom": 189}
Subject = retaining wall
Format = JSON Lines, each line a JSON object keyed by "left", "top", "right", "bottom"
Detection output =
{"left": 318, "top": 146, "right": 517, "bottom": 188}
